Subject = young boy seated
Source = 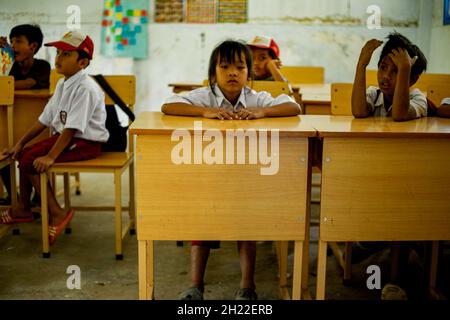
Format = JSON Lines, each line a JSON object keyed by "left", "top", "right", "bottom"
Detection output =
{"left": 352, "top": 32, "right": 428, "bottom": 121}
{"left": 0, "top": 31, "right": 109, "bottom": 245}
{"left": 0, "top": 24, "right": 51, "bottom": 205}
{"left": 351, "top": 32, "right": 429, "bottom": 300}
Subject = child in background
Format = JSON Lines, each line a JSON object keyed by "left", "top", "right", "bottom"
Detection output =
{"left": 351, "top": 32, "right": 428, "bottom": 300}
{"left": 247, "top": 35, "right": 288, "bottom": 82}
{"left": 0, "top": 31, "right": 109, "bottom": 246}
{"left": 0, "top": 24, "right": 51, "bottom": 206}
{"left": 0, "top": 24, "right": 50, "bottom": 89}
{"left": 352, "top": 32, "right": 427, "bottom": 121}
{"left": 162, "top": 39, "right": 300, "bottom": 300}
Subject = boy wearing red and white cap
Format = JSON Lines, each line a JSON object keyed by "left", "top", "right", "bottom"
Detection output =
{"left": 0, "top": 31, "right": 108, "bottom": 245}
{"left": 247, "top": 35, "right": 287, "bottom": 82}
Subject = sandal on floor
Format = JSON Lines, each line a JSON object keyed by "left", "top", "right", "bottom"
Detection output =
{"left": 179, "top": 287, "right": 204, "bottom": 300}
{"left": 381, "top": 283, "right": 408, "bottom": 300}
{"left": 0, "top": 208, "right": 34, "bottom": 224}
{"left": 235, "top": 288, "right": 258, "bottom": 300}
{"left": 49, "top": 209, "right": 75, "bottom": 245}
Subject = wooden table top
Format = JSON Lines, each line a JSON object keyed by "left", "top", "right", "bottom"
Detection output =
{"left": 130, "top": 112, "right": 317, "bottom": 137}
{"left": 14, "top": 89, "right": 52, "bottom": 98}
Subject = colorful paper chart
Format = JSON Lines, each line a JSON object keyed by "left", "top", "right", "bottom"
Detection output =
{"left": 155, "top": 0, "right": 184, "bottom": 23}
{"left": 101, "top": 0, "right": 149, "bottom": 59}
{"left": 186, "top": 0, "right": 216, "bottom": 23}
{"left": 0, "top": 44, "right": 14, "bottom": 76}
{"left": 218, "top": 0, "right": 247, "bottom": 23}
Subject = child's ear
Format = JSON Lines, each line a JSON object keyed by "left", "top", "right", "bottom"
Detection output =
{"left": 79, "top": 58, "right": 90, "bottom": 69}
{"left": 30, "top": 42, "right": 38, "bottom": 53}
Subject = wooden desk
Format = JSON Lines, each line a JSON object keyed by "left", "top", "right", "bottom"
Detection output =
{"left": 130, "top": 112, "right": 317, "bottom": 300}
{"left": 292, "top": 84, "right": 331, "bottom": 115}
{"left": 303, "top": 115, "right": 450, "bottom": 299}
{"left": 13, "top": 89, "right": 52, "bottom": 144}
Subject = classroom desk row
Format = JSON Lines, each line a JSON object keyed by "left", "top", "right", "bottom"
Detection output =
{"left": 130, "top": 112, "right": 450, "bottom": 300}
{"left": 168, "top": 83, "right": 332, "bottom": 115}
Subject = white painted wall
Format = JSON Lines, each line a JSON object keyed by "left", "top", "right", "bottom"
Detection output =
{"left": 429, "top": 0, "right": 450, "bottom": 73}
{"left": 1, "top": 0, "right": 444, "bottom": 114}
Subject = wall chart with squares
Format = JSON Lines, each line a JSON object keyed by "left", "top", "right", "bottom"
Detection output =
{"left": 101, "top": 0, "right": 149, "bottom": 58}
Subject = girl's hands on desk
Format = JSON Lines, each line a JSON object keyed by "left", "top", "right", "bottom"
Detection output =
{"left": 203, "top": 108, "right": 235, "bottom": 120}
{"left": 235, "top": 108, "right": 265, "bottom": 120}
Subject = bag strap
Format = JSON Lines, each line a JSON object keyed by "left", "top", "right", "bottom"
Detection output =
{"left": 93, "top": 74, "right": 135, "bottom": 122}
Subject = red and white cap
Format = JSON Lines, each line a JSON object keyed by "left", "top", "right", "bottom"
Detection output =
{"left": 247, "top": 35, "right": 280, "bottom": 58}
{"left": 45, "top": 31, "right": 94, "bottom": 59}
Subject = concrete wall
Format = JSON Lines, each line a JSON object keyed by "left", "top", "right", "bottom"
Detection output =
{"left": 429, "top": 0, "right": 450, "bottom": 73}
{"left": 1, "top": 0, "right": 443, "bottom": 114}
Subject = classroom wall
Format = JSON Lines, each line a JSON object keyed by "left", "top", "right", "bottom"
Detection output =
{"left": 0, "top": 0, "right": 444, "bottom": 114}
{"left": 429, "top": 0, "right": 450, "bottom": 73}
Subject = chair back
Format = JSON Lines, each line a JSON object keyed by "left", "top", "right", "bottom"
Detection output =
{"left": 280, "top": 66, "right": 324, "bottom": 84}
{"left": 331, "top": 83, "right": 353, "bottom": 115}
{"left": 0, "top": 76, "right": 14, "bottom": 149}
{"left": 427, "top": 84, "right": 450, "bottom": 107}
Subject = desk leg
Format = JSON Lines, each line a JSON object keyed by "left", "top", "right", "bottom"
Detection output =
{"left": 316, "top": 240, "right": 327, "bottom": 300}
{"left": 139, "top": 240, "right": 154, "bottom": 300}
{"left": 278, "top": 241, "right": 289, "bottom": 299}
{"left": 292, "top": 240, "right": 303, "bottom": 300}
{"left": 429, "top": 241, "right": 439, "bottom": 296}
{"left": 40, "top": 173, "right": 50, "bottom": 258}
{"left": 114, "top": 170, "right": 123, "bottom": 260}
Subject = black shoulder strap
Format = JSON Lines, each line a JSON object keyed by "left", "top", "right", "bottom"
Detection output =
{"left": 93, "top": 74, "right": 135, "bottom": 122}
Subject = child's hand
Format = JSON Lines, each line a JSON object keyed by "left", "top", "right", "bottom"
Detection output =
{"left": 358, "top": 39, "right": 383, "bottom": 67}
{"left": 0, "top": 37, "right": 8, "bottom": 48}
{"left": 203, "top": 108, "right": 235, "bottom": 120}
{"left": 7, "top": 143, "right": 24, "bottom": 161}
{"left": 388, "top": 48, "right": 417, "bottom": 70}
{"left": 266, "top": 58, "right": 282, "bottom": 72}
{"left": 33, "top": 155, "right": 55, "bottom": 173}
{"left": 235, "top": 108, "right": 265, "bottom": 120}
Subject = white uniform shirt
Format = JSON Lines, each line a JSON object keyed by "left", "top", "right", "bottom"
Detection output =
{"left": 366, "top": 86, "right": 427, "bottom": 118}
{"left": 442, "top": 97, "right": 450, "bottom": 105}
{"left": 164, "top": 84, "right": 300, "bottom": 112}
{"left": 39, "top": 69, "right": 109, "bottom": 142}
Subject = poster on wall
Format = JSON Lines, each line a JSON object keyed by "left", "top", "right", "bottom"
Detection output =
{"left": 155, "top": 0, "right": 184, "bottom": 22}
{"left": 444, "top": 0, "right": 450, "bottom": 25}
{"left": 101, "top": 0, "right": 149, "bottom": 59}
{"left": 0, "top": 44, "right": 14, "bottom": 76}
{"left": 186, "top": 0, "right": 216, "bottom": 23}
{"left": 218, "top": 0, "right": 247, "bottom": 23}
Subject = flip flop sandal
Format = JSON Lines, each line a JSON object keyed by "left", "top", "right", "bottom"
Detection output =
{"left": 49, "top": 209, "right": 75, "bottom": 245}
{"left": 0, "top": 208, "right": 34, "bottom": 224}
{"left": 178, "top": 287, "right": 204, "bottom": 300}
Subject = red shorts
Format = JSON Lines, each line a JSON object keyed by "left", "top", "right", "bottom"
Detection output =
{"left": 18, "top": 135, "right": 102, "bottom": 175}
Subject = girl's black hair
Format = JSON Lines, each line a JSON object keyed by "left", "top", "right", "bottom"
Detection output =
{"left": 9, "top": 24, "right": 44, "bottom": 54}
{"left": 208, "top": 40, "right": 253, "bottom": 92}
{"left": 378, "top": 32, "right": 427, "bottom": 84}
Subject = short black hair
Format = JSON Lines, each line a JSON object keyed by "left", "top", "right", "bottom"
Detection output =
{"left": 76, "top": 50, "right": 91, "bottom": 67}
{"left": 378, "top": 32, "right": 427, "bottom": 84}
{"left": 9, "top": 24, "right": 44, "bottom": 54}
{"left": 208, "top": 40, "right": 253, "bottom": 91}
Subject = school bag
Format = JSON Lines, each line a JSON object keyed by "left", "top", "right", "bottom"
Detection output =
{"left": 93, "top": 74, "right": 135, "bottom": 152}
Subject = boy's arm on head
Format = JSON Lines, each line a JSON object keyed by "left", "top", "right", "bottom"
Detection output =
{"left": 390, "top": 49, "right": 422, "bottom": 121}
{"left": 33, "top": 128, "right": 77, "bottom": 173}
{"left": 352, "top": 40, "right": 383, "bottom": 118}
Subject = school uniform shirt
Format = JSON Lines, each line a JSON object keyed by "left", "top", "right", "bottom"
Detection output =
{"left": 9, "top": 58, "right": 50, "bottom": 89}
{"left": 38, "top": 69, "right": 109, "bottom": 142}
{"left": 165, "top": 84, "right": 299, "bottom": 112}
{"left": 442, "top": 98, "right": 450, "bottom": 105}
{"left": 366, "top": 86, "right": 427, "bottom": 118}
